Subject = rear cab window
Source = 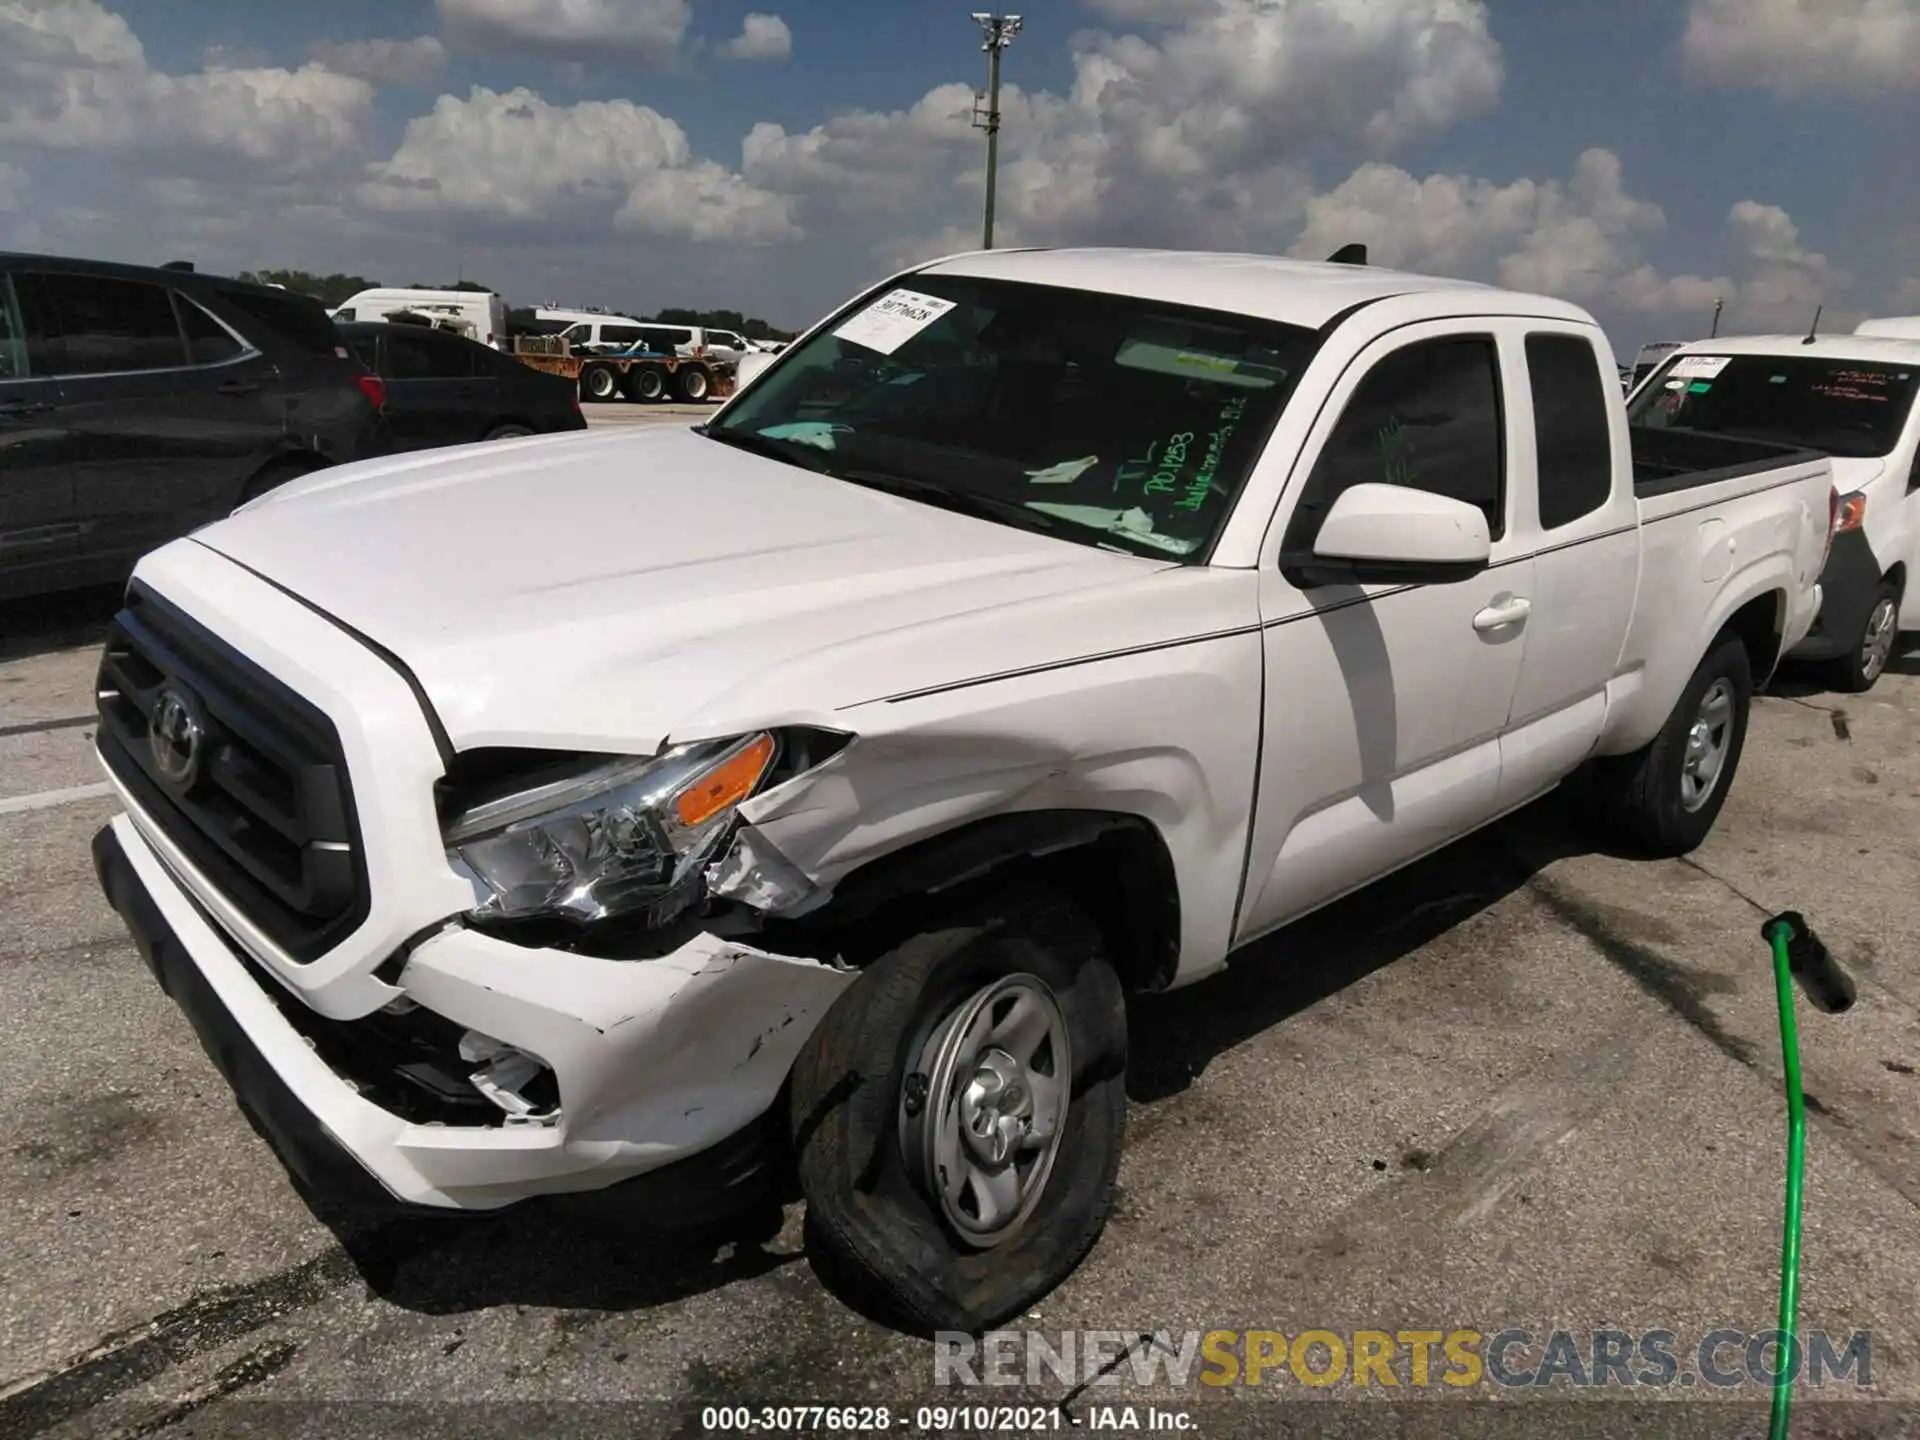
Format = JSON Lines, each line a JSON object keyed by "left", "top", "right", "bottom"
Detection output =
{"left": 1526, "top": 332, "right": 1615, "bottom": 529}
{"left": 1628, "top": 353, "right": 1920, "bottom": 459}
{"left": 707, "top": 274, "right": 1322, "bottom": 560}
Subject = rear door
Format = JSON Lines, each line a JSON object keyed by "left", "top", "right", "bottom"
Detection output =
{"left": 151, "top": 289, "right": 288, "bottom": 522}
{"left": 379, "top": 326, "right": 495, "bottom": 450}
{"left": 1492, "top": 324, "right": 1639, "bottom": 811}
{"left": 0, "top": 270, "right": 79, "bottom": 594}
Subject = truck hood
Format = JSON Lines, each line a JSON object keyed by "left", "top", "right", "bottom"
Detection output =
{"left": 196, "top": 425, "right": 1195, "bottom": 751}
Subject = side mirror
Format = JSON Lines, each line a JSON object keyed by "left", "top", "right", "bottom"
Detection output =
{"left": 735, "top": 350, "right": 777, "bottom": 390}
{"left": 1286, "top": 482, "right": 1491, "bottom": 588}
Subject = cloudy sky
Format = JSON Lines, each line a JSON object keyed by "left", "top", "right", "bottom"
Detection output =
{"left": 1, "top": 0, "right": 1915, "bottom": 354}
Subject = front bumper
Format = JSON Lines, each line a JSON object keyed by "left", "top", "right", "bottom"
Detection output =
{"left": 1789, "top": 529, "right": 1885, "bottom": 662}
{"left": 96, "top": 811, "right": 852, "bottom": 1214}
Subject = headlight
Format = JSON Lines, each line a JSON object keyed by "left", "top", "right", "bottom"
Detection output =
{"left": 443, "top": 732, "right": 778, "bottom": 923}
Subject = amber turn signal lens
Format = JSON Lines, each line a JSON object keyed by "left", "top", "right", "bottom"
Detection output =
{"left": 1834, "top": 491, "right": 1868, "bottom": 533}
{"left": 673, "top": 733, "right": 776, "bottom": 828}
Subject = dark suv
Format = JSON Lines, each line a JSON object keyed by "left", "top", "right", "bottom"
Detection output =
{"left": 0, "top": 253, "right": 383, "bottom": 601}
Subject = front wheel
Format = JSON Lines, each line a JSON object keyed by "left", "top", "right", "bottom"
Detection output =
{"left": 1587, "top": 632, "right": 1752, "bottom": 856}
{"left": 789, "top": 887, "right": 1127, "bottom": 1333}
{"left": 1824, "top": 579, "right": 1900, "bottom": 694}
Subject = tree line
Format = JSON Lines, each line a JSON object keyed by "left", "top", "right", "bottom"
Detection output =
{"left": 236, "top": 270, "right": 794, "bottom": 340}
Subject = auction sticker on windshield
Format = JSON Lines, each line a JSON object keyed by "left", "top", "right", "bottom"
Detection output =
{"left": 834, "top": 289, "right": 957, "bottom": 355}
{"left": 1669, "top": 355, "right": 1730, "bottom": 379}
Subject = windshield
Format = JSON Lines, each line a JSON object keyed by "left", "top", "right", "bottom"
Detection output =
{"left": 704, "top": 274, "right": 1321, "bottom": 560}
{"left": 1627, "top": 353, "right": 1919, "bottom": 459}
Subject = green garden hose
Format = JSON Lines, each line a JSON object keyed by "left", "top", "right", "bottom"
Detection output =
{"left": 1760, "top": 912, "right": 1856, "bottom": 1440}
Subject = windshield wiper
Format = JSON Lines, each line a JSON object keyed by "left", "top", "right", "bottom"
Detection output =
{"left": 828, "top": 467, "right": 1063, "bottom": 536}
{"left": 700, "top": 426, "right": 835, "bottom": 473}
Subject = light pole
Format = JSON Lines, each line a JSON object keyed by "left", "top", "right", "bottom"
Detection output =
{"left": 971, "top": 13, "right": 1022, "bottom": 249}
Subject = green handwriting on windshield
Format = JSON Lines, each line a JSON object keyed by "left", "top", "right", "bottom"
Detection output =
{"left": 1113, "top": 396, "right": 1251, "bottom": 515}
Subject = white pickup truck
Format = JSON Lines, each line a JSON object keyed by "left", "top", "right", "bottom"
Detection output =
{"left": 92, "top": 249, "right": 1834, "bottom": 1333}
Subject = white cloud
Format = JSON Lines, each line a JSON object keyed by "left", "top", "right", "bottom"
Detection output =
{"left": 435, "top": 0, "right": 692, "bottom": 69}
{"left": 1290, "top": 147, "right": 1664, "bottom": 300}
{"left": 1612, "top": 200, "right": 1848, "bottom": 334}
{"left": 0, "top": 0, "right": 373, "bottom": 173}
{"left": 1283, "top": 150, "right": 1853, "bottom": 336}
{"left": 360, "top": 85, "right": 795, "bottom": 244}
{"left": 1681, "top": 0, "right": 1920, "bottom": 95}
{"left": 309, "top": 35, "right": 448, "bottom": 89}
{"left": 742, "top": 0, "right": 1500, "bottom": 262}
{"left": 717, "top": 12, "right": 791, "bottom": 63}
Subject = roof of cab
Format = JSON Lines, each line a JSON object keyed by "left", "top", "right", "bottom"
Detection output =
{"left": 918, "top": 247, "right": 1594, "bottom": 330}
{"left": 1662, "top": 333, "right": 1920, "bottom": 362}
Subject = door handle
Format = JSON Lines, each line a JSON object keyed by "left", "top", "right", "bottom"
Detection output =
{"left": 1472, "top": 596, "right": 1532, "bottom": 631}
{"left": 453, "top": 385, "right": 477, "bottom": 398}
{"left": 216, "top": 379, "right": 260, "bottom": 396}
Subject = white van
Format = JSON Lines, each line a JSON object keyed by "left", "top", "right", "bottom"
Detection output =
{"left": 1628, "top": 333, "right": 1920, "bottom": 690}
{"left": 1857, "top": 316, "right": 1920, "bottom": 340}
{"left": 331, "top": 288, "right": 509, "bottom": 350}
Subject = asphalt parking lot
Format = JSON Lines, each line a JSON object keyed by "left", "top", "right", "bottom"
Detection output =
{"left": 6, "top": 418, "right": 1920, "bottom": 1438}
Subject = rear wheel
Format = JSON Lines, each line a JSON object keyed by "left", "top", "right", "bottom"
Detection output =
{"left": 580, "top": 364, "right": 619, "bottom": 402}
{"left": 626, "top": 367, "right": 666, "bottom": 402}
{"left": 789, "top": 886, "right": 1127, "bottom": 1333}
{"left": 678, "top": 366, "right": 711, "bottom": 403}
{"left": 1587, "top": 632, "right": 1752, "bottom": 856}
{"left": 1824, "top": 579, "right": 1900, "bottom": 694}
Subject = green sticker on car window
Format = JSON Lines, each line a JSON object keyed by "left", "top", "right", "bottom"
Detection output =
{"left": 1688, "top": 381, "right": 1713, "bottom": 394}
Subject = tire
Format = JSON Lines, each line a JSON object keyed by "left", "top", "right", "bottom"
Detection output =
{"left": 1823, "top": 579, "right": 1900, "bottom": 694}
{"left": 1588, "top": 632, "right": 1753, "bottom": 856}
{"left": 789, "top": 885, "right": 1128, "bottom": 1334}
{"left": 677, "top": 366, "right": 711, "bottom": 403}
{"left": 626, "top": 367, "right": 666, "bottom": 403}
{"left": 234, "top": 455, "right": 319, "bottom": 510}
{"left": 484, "top": 424, "right": 533, "bottom": 441}
{"left": 580, "top": 364, "right": 619, "bottom": 402}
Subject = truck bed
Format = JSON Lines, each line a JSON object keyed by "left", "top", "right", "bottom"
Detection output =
{"left": 1630, "top": 426, "right": 1826, "bottom": 498}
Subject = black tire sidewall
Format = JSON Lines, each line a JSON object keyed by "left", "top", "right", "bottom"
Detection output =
{"left": 583, "top": 366, "right": 616, "bottom": 400}
{"left": 636, "top": 370, "right": 665, "bottom": 401}
{"left": 790, "top": 890, "right": 1127, "bottom": 1334}
{"left": 680, "top": 369, "right": 709, "bottom": 402}
{"left": 1830, "top": 580, "right": 1900, "bottom": 693}
{"left": 1642, "top": 635, "right": 1753, "bottom": 849}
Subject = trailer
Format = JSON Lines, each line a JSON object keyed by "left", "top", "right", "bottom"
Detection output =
{"left": 508, "top": 335, "right": 734, "bottom": 404}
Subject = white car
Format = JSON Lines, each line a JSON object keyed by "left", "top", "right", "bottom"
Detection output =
{"left": 92, "top": 248, "right": 1833, "bottom": 1333}
{"left": 330, "top": 288, "right": 509, "bottom": 350}
{"left": 1631, "top": 334, "right": 1920, "bottom": 691}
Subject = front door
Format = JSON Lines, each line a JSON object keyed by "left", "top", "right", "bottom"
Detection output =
{"left": 1236, "top": 326, "right": 1532, "bottom": 943}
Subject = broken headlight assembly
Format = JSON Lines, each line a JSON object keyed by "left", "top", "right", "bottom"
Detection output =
{"left": 442, "top": 731, "right": 804, "bottom": 925}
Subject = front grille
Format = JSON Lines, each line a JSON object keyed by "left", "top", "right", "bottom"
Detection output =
{"left": 95, "top": 584, "right": 369, "bottom": 962}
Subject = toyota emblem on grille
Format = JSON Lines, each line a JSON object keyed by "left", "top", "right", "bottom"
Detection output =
{"left": 148, "top": 685, "right": 207, "bottom": 790}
